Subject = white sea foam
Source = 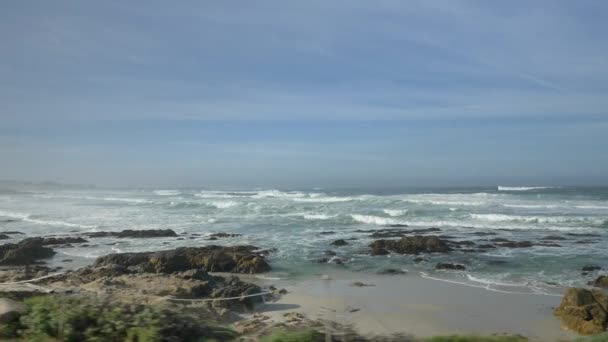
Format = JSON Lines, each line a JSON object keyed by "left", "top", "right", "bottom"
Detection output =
{"left": 153, "top": 190, "right": 181, "bottom": 196}
{"left": 383, "top": 209, "right": 408, "bottom": 217}
{"left": 99, "top": 197, "right": 151, "bottom": 204}
{"left": 207, "top": 201, "right": 239, "bottom": 209}
{"left": 251, "top": 190, "right": 306, "bottom": 199}
{"left": 470, "top": 213, "right": 603, "bottom": 224}
{"left": 498, "top": 186, "right": 554, "bottom": 191}
{"left": 351, "top": 214, "right": 400, "bottom": 226}
{"left": 293, "top": 197, "right": 354, "bottom": 203}
{"left": 302, "top": 213, "right": 336, "bottom": 220}
{"left": 503, "top": 204, "right": 561, "bottom": 209}
{"left": 575, "top": 205, "right": 608, "bottom": 210}
{"left": 0, "top": 210, "right": 96, "bottom": 229}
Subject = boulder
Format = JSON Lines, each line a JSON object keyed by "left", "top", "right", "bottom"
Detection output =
{"left": 0, "top": 238, "right": 56, "bottom": 265}
{"left": 370, "top": 235, "right": 451, "bottom": 255}
{"left": 436, "top": 263, "right": 466, "bottom": 271}
{"left": 0, "top": 298, "right": 27, "bottom": 324}
{"left": 0, "top": 234, "right": 9, "bottom": 240}
{"left": 583, "top": 266, "right": 602, "bottom": 272}
{"left": 207, "top": 233, "right": 242, "bottom": 239}
{"left": 94, "top": 245, "right": 271, "bottom": 274}
{"left": 554, "top": 288, "right": 608, "bottom": 335}
{"left": 377, "top": 268, "right": 406, "bottom": 275}
{"left": 330, "top": 239, "right": 348, "bottom": 246}
{"left": 86, "top": 229, "right": 178, "bottom": 238}
{"left": 589, "top": 276, "right": 608, "bottom": 289}
{"left": 33, "top": 236, "right": 88, "bottom": 246}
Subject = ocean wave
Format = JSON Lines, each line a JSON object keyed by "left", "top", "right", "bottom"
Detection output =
{"left": 383, "top": 209, "right": 408, "bottom": 217}
{"left": 503, "top": 204, "right": 561, "bottom": 209}
{"left": 302, "top": 213, "right": 336, "bottom": 220}
{"left": 98, "top": 197, "right": 152, "bottom": 204}
{"left": 498, "top": 186, "right": 554, "bottom": 191}
{"left": 351, "top": 214, "right": 400, "bottom": 226}
{"left": 402, "top": 199, "right": 486, "bottom": 206}
{"left": 293, "top": 196, "right": 355, "bottom": 203}
{"left": 251, "top": 190, "right": 308, "bottom": 199}
{"left": 0, "top": 210, "right": 96, "bottom": 229}
{"left": 153, "top": 190, "right": 181, "bottom": 196}
{"left": 207, "top": 201, "right": 239, "bottom": 209}
{"left": 574, "top": 205, "right": 608, "bottom": 210}
{"left": 469, "top": 213, "right": 605, "bottom": 224}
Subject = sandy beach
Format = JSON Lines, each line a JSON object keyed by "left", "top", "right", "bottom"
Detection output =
{"left": 245, "top": 270, "right": 578, "bottom": 341}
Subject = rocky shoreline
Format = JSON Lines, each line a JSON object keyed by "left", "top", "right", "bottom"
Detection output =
{"left": 0, "top": 229, "right": 606, "bottom": 339}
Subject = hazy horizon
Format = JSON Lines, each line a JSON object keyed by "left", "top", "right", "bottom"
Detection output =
{"left": 2, "top": 1, "right": 607, "bottom": 187}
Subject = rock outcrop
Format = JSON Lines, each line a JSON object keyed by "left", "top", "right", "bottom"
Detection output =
{"left": 554, "top": 288, "right": 608, "bottom": 335}
{"left": 436, "top": 263, "right": 466, "bottom": 271}
{"left": 85, "top": 229, "right": 178, "bottom": 238}
{"left": 369, "top": 235, "right": 451, "bottom": 255}
{"left": 23, "top": 236, "right": 88, "bottom": 246}
{"left": 0, "top": 298, "right": 27, "bottom": 324}
{"left": 93, "top": 245, "right": 271, "bottom": 274}
{"left": 0, "top": 238, "right": 55, "bottom": 265}
{"left": 330, "top": 239, "right": 348, "bottom": 246}
{"left": 589, "top": 276, "right": 608, "bottom": 289}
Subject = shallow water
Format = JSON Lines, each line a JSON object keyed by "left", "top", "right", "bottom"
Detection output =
{"left": 0, "top": 185, "right": 607, "bottom": 294}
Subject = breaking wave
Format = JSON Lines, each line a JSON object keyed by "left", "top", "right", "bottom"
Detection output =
{"left": 303, "top": 213, "right": 337, "bottom": 220}
{"left": 351, "top": 214, "right": 401, "bottom": 226}
{"left": 383, "top": 209, "right": 408, "bottom": 217}
{"left": 153, "top": 190, "right": 181, "bottom": 196}
{"left": 0, "top": 210, "right": 96, "bottom": 229}
{"left": 498, "top": 186, "right": 554, "bottom": 191}
{"left": 207, "top": 201, "right": 239, "bottom": 209}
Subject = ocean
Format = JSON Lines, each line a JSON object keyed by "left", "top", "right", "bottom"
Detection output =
{"left": 1, "top": 185, "right": 606, "bottom": 295}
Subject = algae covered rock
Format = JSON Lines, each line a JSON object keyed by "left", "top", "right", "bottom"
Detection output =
{"left": 554, "top": 287, "right": 608, "bottom": 335}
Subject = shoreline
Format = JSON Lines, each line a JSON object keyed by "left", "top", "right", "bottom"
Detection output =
{"left": 238, "top": 269, "right": 578, "bottom": 341}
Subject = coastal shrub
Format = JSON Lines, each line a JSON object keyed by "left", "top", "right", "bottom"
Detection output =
{"left": 574, "top": 334, "right": 608, "bottom": 342}
{"left": 424, "top": 336, "right": 527, "bottom": 342}
{"left": 260, "top": 328, "right": 325, "bottom": 342}
{"left": 17, "top": 295, "right": 238, "bottom": 342}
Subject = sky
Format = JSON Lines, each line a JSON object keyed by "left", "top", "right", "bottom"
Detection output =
{"left": 1, "top": 0, "right": 607, "bottom": 188}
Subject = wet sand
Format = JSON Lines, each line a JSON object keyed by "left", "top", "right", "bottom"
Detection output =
{"left": 246, "top": 270, "right": 578, "bottom": 341}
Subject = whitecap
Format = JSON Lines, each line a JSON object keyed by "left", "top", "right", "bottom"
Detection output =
{"left": 302, "top": 213, "right": 336, "bottom": 220}
{"left": 383, "top": 209, "right": 407, "bottom": 217}
{"left": 498, "top": 186, "right": 555, "bottom": 191}
{"left": 293, "top": 197, "right": 354, "bottom": 203}
{"left": 351, "top": 214, "right": 400, "bottom": 226}
{"left": 207, "top": 201, "right": 239, "bottom": 209}
{"left": 153, "top": 190, "right": 181, "bottom": 196}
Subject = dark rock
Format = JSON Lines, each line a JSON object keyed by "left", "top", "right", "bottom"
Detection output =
{"left": 370, "top": 235, "right": 451, "bottom": 255}
{"left": 0, "top": 298, "right": 27, "bottom": 324}
{"left": 413, "top": 257, "right": 427, "bottom": 263}
{"left": 378, "top": 268, "right": 406, "bottom": 275}
{"left": 0, "top": 231, "right": 24, "bottom": 235}
{"left": 536, "top": 242, "right": 562, "bottom": 247}
{"left": 497, "top": 241, "right": 534, "bottom": 248}
{"left": 62, "top": 259, "right": 73, "bottom": 263}
{"left": 436, "top": 263, "right": 466, "bottom": 271}
{"left": 315, "top": 258, "right": 329, "bottom": 263}
{"left": 94, "top": 245, "right": 271, "bottom": 274}
{"left": 86, "top": 229, "right": 178, "bottom": 238}
{"left": 478, "top": 244, "right": 496, "bottom": 249}
{"left": 210, "top": 276, "right": 264, "bottom": 310}
{"left": 541, "top": 235, "right": 568, "bottom": 241}
{"left": 490, "top": 238, "right": 511, "bottom": 243}
{"left": 575, "top": 240, "right": 595, "bottom": 244}
{"left": 177, "top": 237, "right": 184, "bottom": 240}
{"left": 319, "top": 231, "right": 336, "bottom": 235}
{"left": 207, "top": 233, "right": 242, "bottom": 239}
{"left": 582, "top": 266, "right": 602, "bottom": 272}
{"left": 324, "top": 250, "right": 337, "bottom": 256}
{"left": 370, "top": 246, "right": 389, "bottom": 255}
{"left": 0, "top": 238, "right": 56, "bottom": 265}
{"left": 35, "top": 236, "right": 88, "bottom": 246}
{"left": 330, "top": 239, "right": 348, "bottom": 246}
{"left": 0, "top": 234, "right": 10, "bottom": 240}
{"left": 411, "top": 227, "right": 441, "bottom": 233}
{"left": 370, "top": 229, "right": 409, "bottom": 238}
{"left": 351, "top": 282, "right": 375, "bottom": 287}
{"left": 389, "top": 224, "right": 408, "bottom": 228}
{"left": 566, "top": 233, "right": 601, "bottom": 238}
{"left": 554, "top": 288, "right": 608, "bottom": 335}
{"left": 588, "top": 276, "right": 608, "bottom": 289}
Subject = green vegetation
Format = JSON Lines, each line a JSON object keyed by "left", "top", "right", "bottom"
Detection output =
{"left": 574, "top": 334, "right": 608, "bottom": 342}
{"left": 3, "top": 295, "right": 237, "bottom": 342}
{"left": 423, "top": 335, "right": 527, "bottom": 342}
{"left": 259, "top": 329, "right": 325, "bottom": 342}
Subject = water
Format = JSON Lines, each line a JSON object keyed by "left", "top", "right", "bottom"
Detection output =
{"left": 1, "top": 185, "right": 607, "bottom": 294}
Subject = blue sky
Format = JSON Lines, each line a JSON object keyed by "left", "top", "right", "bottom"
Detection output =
{"left": 1, "top": 1, "right": 607, "bottom": 187}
